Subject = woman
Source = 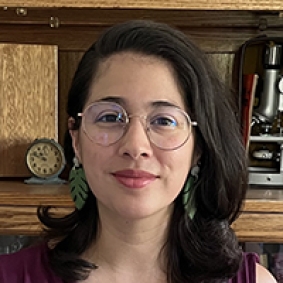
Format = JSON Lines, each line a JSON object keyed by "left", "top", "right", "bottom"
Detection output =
{"left": 0, "top": 20, "right": 276, "bottom": 283}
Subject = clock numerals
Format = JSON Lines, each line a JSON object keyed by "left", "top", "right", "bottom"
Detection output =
{"left": 26, "top": 139, "right": 65, "bottom": 179}
{"left": 25, "top": 139, "right": 66, "bottom": 184}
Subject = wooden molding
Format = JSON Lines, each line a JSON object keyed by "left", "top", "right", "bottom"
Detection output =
{"left": 0, "top": 0, "right": 283, "bottom": 11}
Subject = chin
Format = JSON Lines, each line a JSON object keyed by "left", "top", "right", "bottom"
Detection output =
{"left": 114, "top": 204, "right": 172, "bottom": 222}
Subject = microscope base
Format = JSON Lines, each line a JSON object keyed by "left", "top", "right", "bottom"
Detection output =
{"left": 249, "top": 172, "right": 283, "bottom": 186}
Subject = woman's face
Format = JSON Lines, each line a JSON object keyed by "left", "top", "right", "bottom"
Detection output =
{"left": 70, "top": 52, "right": 197, "bottom": 221}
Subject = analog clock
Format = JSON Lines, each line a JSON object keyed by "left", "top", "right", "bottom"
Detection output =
{"left": 25, "top": 138, "right": 66, "bottom": 184}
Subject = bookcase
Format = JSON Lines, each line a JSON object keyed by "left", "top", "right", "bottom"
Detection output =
{"left": 1, "top": 0, "right": 283, "bottom": 271}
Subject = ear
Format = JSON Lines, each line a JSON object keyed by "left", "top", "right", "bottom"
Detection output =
{"left": 68, "top": 117, "right": 82, "bottom": 162}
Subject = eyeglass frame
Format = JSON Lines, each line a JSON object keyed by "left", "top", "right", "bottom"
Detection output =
{"left": 77, "top": 101, "right": 198, "bottom": 150}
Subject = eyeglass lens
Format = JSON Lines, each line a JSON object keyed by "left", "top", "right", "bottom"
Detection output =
{"left": 80, "top": 101, "right": 192, "bottom": 150}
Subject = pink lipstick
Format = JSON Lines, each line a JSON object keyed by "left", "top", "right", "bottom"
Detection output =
{"left": 112, "top": 169, "right": 157, "bottom": 189}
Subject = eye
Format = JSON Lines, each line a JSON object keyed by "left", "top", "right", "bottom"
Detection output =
{"left": 96, "top": 111, "right": 125, "bottom": 124}
{"left": 150, "top": 115, "right": 177, "bottom": 128}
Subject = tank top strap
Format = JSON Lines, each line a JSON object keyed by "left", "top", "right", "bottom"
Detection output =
{"left": 229, "top": 252, "right": 259, "bottom": 283}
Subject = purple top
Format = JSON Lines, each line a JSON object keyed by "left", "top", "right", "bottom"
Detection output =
{"left": 0, "top": 243, "right": 259, "bottom": 283}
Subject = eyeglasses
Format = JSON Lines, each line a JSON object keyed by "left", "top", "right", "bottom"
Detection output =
{"left": 77, "top": 101, "right": 197, "bottom": 150}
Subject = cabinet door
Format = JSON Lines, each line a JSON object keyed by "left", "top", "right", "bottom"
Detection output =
{"left": 0, "top": 44, "right": 58, "bottom": 177}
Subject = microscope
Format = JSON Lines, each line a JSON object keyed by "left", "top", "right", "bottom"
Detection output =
{"left": 248, "top": 42, "right": 283, "bottom": 186}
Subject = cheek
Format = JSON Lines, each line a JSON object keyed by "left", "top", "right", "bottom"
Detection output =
{"left": 79, "top": 135, "right": 116, "bottom": 173}
{"left": 160, "top": 143, "right": 195, "bottom": 193}
{"left": 171, "top": 151, "right": 193, "bottom": 181}
{"left": 79, "top": 142, "right": 105, "bottom": 194}
{"left": 172, "top": 139, "right": 195, "bottom": 170}
{"left": 78, "top": 134, "right": 100, "bottom": 168}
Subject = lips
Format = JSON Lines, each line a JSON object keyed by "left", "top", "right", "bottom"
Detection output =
{"left": 112, "top": 169, "right": 157, "bottom": 189}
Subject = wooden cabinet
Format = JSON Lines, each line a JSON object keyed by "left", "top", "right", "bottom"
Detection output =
{"left": 1, "top": 0, "right": 283, "bottom": 10}
{"left": 1, "top": 181, "right": 283, "bottom": 243}
{"left": 0, "top": 181, "right": 73, "bottom": 236}
{"left": 1, "top": 1, "right": 283, "bottom": 242}
{"left": 233, "top": 189, "right": 283, "bottom": 243}
{"left": 0, "top": 43, "right": 58, "bottom": 177}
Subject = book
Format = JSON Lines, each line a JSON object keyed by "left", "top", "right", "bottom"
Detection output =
{"left": 241, "top": 73, "right": 259, "bottom": 150}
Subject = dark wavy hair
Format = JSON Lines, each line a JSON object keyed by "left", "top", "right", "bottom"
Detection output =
{"left": 38, "top": 20, "right": 247, "bottom": 283}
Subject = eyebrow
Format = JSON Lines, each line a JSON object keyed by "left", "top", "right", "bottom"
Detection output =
{"left": 96, "top": 96, "right": 181, "bottom": 109}
{"left": 97, "top": 96, "right": 124, "bottom": 104}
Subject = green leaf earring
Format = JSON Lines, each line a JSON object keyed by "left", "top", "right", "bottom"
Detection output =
{"left": 69, "top": 157, "right": 89, "bottom": 210}
{"left": 182, "top": 163, "right": 200, "bottom": 220}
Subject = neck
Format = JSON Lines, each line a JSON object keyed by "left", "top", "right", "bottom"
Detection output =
{"left": 82, "top": 203, "right": 173, "bottom": 283}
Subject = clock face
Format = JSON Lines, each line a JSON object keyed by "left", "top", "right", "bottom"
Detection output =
{"left": 26, "top": 140, "right": 65, "bottom": 178}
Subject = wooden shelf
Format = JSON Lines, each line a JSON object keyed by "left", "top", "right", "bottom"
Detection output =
{"left": 0, "top": 0, "right": 282, "bottom": 244}
{"left": 0, "top": 181, "right": 283, "bottom": 242}
{"left": 0, "top": 0, "right": 282, "bottom": 11}
{"left": 0, "top": 181, "right": 73, "bottom": 235}
{"left": 232, "top": 188, "right": 283, "bottom": 243}
{"left": 0, "top": 181, "right": 73, "bottom": 206}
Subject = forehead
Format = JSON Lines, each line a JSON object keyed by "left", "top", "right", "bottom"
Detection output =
{"left": 96, "top": 52, "right": 175, "bottom": 78}
{"left": 87, "top": 52, "right": 186, "bottom": 110}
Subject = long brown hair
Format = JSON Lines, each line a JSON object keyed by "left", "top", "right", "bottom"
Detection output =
{"left": 38, "top": 20, "right": 247, "bottom": 283}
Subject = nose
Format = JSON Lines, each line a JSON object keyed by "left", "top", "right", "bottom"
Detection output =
{"left": 117, "top": 116, "right": 153, "bottom": 160}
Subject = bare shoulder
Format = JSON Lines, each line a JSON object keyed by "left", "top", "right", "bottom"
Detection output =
{"left": 256, "top": 263, "right": 277, "bottom": 283}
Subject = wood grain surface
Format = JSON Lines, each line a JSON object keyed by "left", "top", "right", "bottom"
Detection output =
{"left": 0, "top": 181, "right": 283, "bottom": 242}
{"left": 0, "top": 5, "right": 282, "bottom": 242}
{"left": 0, "top": 181, "right": 73, "bottom": 235}
{"left": 0, "top": 181, "right": 72, "bottom": 206}
{"left": 0, "top": 44, "right": 58, "bottom": 177}
{"left": 0, "top": 206, "right": 73, "bottom": 235}
{"left": 0, "top": 0, "right": 282, "bottom": 10}
{"left": 232, "top": 213, "right": 283, "bottom": 243}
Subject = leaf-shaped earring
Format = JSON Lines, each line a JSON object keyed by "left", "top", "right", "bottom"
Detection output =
{"left": 182, "top": 163, "right": 200, "bottom": 220}
{"left": 69, "top": 157, "right": 89, "bottom": 210}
